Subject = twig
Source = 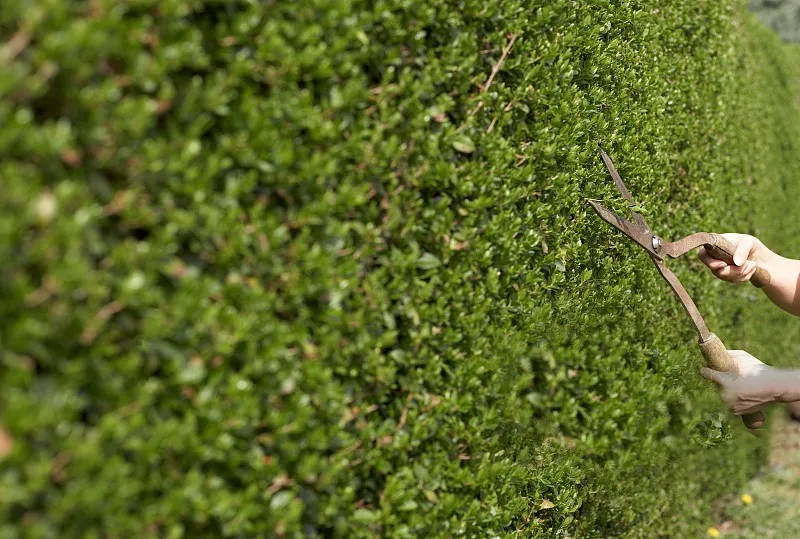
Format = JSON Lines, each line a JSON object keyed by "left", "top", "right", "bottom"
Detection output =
{"left": 0, "top": 31, "right": 30, "bottom": 61}
{"left": 467, "top": 101, "right": 484, "bottom": 117}
{"left": 482, "top": 34, "right": 517, "bottom": 93}
{"left": 396, "top": 394, "right": 413, "bottom": 431}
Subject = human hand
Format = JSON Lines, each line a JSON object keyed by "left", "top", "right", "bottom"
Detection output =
{"left": 698, "top": 233, "right": 763, "bottom": 284}
{"left": 700, "top": 350, "right": 792, "bottom": 415}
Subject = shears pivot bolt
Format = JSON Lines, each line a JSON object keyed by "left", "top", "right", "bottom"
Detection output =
{"left": 651, "top": 236, "right": 662, "bottom": 253}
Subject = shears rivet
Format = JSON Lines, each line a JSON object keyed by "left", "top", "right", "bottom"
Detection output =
{"left": 651, "top": 236, "right": 662, "bottom": 253}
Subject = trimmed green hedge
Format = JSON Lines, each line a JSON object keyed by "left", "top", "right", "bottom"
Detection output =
{"left": 2, "top": 0, "right": 800, "bottom": 537}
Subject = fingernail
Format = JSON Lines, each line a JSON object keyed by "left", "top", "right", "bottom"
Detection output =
{"left": 734, "top": 255, "right": 744, "bottom": 266}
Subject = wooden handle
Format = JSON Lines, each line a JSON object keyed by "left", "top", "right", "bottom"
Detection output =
{"left": 699, "top": 333, "right": 766, "bottom": 429}
{"left": 707, "top": 235, "right": 771, "bottom": 289}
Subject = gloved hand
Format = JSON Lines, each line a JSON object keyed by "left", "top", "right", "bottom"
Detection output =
{"left": 700, "top": 350, "right": 800, "bottom": 415}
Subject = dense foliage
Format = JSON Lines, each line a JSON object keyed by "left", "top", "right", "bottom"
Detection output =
{"left": 2, "top": 0, "right": 800, "bottom": 537}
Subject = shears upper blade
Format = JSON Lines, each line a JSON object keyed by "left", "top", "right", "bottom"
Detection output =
{"left": 587, "top": 200, "right": 662, "bottom": 260}
{"left": 598, "top": 144, "right": 649, "bottom": 233}
{"left": 591, "top": 146, "right": 713, "bottom": 343}
{"left": 588, "top": 200, "right": 711, "bottom": 341}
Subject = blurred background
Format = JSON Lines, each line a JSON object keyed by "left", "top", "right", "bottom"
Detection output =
{"left": 752, "top": 0, "right": 800, "bottom": 41}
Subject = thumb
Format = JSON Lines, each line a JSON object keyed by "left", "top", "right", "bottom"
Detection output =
{"left": 700, "top": 367, "right": 728, "bottom": 386}
{"left": 733, "top": 235, "right": 754, "bottom": 267}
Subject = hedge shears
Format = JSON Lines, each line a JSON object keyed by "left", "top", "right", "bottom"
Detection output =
{"left": 588, "top": 145, "right": 771, "bottom": 429}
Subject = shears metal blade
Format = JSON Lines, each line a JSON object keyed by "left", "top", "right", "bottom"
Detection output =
{"left": 588, "top": 145, "right": 772, "bottom": 429}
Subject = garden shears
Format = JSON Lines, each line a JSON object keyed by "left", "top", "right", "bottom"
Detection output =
{"left": 588, "top": 145, "right": 772, "bottom": 430}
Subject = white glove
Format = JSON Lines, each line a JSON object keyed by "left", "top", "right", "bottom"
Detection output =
{"left": 700, "top": 350, "right": 800, "bottom": 415}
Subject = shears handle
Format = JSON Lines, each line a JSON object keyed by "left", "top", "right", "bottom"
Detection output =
{"left": 700, "top": 333, "right": 766, "bottom": 430}
{"left": 706, "top": 235, "right": 771, "bottom": 289}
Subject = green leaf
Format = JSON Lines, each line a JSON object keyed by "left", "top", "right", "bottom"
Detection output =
{"left": 452, "top": 136, "right": 475, "bottom": 154}
{"left": 417, "top": 252, "right": 442, "bottom": 269}
{"left": 269, "top": 491, "right": 293, "bottom": 510}
{"left": 352, "top": 509, "right": 379, "bottom": 523}
{"left": 399, "top": 500, "right": 419, "bottom": 511}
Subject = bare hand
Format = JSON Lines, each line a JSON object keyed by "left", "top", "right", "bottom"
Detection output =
{"left": 698, "top": 233, "right": 762, "bottom": 284}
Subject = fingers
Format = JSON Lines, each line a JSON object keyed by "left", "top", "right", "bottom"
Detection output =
{"left": 698, "top": 248, "right": 727, "bottom": 270}
{"left": 703, "top": 348, "right": 777, "bottom": 417}
{"left": 698, "top": 246, "right": 754, "bottom": 282}
{"left": 702, "top": 366, "right": 760, "bottom": 415}
{"left": 733, "top": 261, "right": 757, "bottom": 283}
{"left": 700, "top": 366, "right": 737, "bottom": 386}
{"left": 725, "top": 260, "right": 757, "bottom": 283}
{"left": 700, "top": 367, "right": 726, "bottom": 386}
{"left": 732, "top": 235, "right": 755, "bottom": 267}
{"left": 706, "top": 259, "right": 757, "bottom": 283}
{"left": 727, "top": 392, "right": 769, "bottom": 415}
{"left": 699, "top": 234, "right": 762, "bottom": 284}
{"left": 730, "top": 402, "right": 768, "bottom": 416}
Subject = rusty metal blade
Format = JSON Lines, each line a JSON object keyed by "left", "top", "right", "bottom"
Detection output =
{"left": 651, "top": 258, "right": 711, "bottom": 341}
{"left": 588, "top": 201, "right": 662, "bottom": 259}
{"left": 598, "top": 144, "right": 649, "bottom": 232}
{"left": 593, "top": 146, "right": 712, "bottom": 343}
{"left": 661, "top": 232, "right": 717, "bottom": 259}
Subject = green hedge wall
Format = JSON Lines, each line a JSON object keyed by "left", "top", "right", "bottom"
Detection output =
{"left": 2, "top": 1, "right": 800, "bottom": 537}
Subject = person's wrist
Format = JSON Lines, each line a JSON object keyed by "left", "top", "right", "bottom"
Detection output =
{"left": 774, "top": 369, "right": 800, "bottom": 403}
{"left": 752, "top": 237, "right": 768, "bottom": 261}
{"left": 752, "top": 239, "right": 780, "bottom": 282}
{"left": 753, "top": 238, "right": 776, "bottom": 264}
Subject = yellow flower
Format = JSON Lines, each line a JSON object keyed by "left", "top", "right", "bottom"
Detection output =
{"left": 707, "top": 527, "right": 720, "bottom": 538}
{"left": 741, "top": 493, "right": 753, "bottom": 505}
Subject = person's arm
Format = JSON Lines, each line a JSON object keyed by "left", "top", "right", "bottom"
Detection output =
{"left": 701, "top": 350, "right": 800, "bottom": 415}
{"left": 698, "top": 233, "right": 800, "bottom": 316}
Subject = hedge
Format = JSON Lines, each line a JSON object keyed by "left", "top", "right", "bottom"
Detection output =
{"left": 2, "top": 1, "right": 800, "bottom": 537}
